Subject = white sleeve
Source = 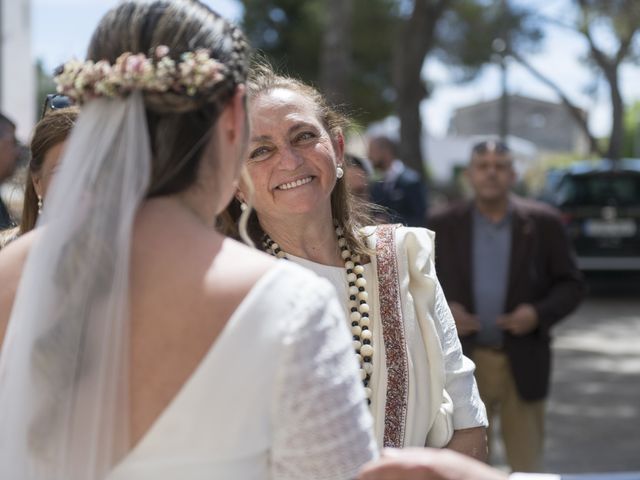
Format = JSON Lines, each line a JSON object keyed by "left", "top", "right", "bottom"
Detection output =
{"left": 270, "top": 278, "right": 378, "bottom": 480}
{"left": 433, "top": 277, "right": 488, "bottom": 429}
{"left": 403, "top": 227, "right": 488, "bottom": 430}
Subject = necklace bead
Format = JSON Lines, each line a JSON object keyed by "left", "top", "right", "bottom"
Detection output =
{"left": 262, "top": 225, "right": 374, "bottom": 404}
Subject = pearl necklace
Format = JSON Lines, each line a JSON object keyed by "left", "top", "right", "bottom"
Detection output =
{"left": 262, "top": 225, "right": 374, "bottom": 404}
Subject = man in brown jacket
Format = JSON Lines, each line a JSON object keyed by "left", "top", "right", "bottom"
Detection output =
{"left": 429, "top": 140, "right": 585, "bottom": 472}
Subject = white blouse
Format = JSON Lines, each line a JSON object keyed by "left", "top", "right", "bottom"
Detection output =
{"left": 288, "top": 226, "right": 487, "bottom": 447}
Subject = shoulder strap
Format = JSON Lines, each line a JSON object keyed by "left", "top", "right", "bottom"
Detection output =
{"left": 374, "top": 224, "right": 409, "bottom": 448}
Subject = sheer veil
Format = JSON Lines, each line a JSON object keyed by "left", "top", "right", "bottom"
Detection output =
{"left": 0, "top": 92, "right": 150, "bottom": 479}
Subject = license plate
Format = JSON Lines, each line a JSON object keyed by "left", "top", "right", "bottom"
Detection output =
{"left": 584, "top": 219, "right": 637, "bottom": 238}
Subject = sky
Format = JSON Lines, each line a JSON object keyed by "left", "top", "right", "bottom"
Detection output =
{"left": 33, "top": 0, "right": 640, "bottom": 139}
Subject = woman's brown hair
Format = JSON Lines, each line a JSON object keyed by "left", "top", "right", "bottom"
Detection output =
{"left": 19, "top": 107, "right": 79, "bottom": 235}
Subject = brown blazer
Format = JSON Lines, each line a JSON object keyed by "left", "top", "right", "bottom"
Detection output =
{"left": 429, "top": 195, "right": 585, "bottom": 401}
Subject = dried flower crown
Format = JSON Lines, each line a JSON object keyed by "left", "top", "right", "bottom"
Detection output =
{"left": 54, "top": 45, "right": 228, "bottom": 103}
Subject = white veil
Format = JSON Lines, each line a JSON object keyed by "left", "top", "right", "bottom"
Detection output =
{"left": 0, "top": 92, "right": 150, "bottom": 479}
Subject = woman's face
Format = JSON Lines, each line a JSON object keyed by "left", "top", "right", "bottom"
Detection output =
{"left": 241, "top": 88, "right": 343, "bottom": 221}
{"left": 32, "top": 140, "right": 67, "bottom": 199}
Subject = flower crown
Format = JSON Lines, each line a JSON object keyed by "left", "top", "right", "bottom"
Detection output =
{"left": 54, "top": 46, "right": 228, "bottom": 103}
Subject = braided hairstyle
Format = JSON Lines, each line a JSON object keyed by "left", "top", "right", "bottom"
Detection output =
{"left": 86, "top": 0, "right": 250, "bottom": 197}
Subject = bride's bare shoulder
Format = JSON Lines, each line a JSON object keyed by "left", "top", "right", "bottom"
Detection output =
{"left": 210, "top": 237, "right": 276, "bottom": 290}
{"left": 221, "top": 237, "right": 275, "bottom": 267}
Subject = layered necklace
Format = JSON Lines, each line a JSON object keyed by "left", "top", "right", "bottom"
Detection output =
{"left": 262, "top": 224, "right": 374, "bottom": 404}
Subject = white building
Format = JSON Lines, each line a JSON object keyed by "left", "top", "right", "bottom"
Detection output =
{"left": 1, "top": 0, "right": 35, "bottom": 141}
{"left": 449, "top": 95, "right": 589, "bottom": 155}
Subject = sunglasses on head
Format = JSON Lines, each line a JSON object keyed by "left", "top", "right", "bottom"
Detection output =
{"left": 40, "top": 93, "right": 73, "bottom": 119}
{"left": 471, "top": 140, "right": 511, "bottom": 155}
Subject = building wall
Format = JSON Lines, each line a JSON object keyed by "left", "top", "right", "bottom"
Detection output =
{"left": 1, "top": 0, "right": 35, "bottom": 142}
{"left": 449, "top": 95, "right": 588, "bottom": 154}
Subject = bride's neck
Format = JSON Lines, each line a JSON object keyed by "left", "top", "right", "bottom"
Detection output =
{"left": 171, "top": 186, "right": 220, "bottom": 227}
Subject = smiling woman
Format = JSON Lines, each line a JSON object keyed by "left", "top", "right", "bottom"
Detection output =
{"left": 244, "top": 86, "right": 344, "bottom": 222}
{"left": 221, "top": 62, "right": 489, "bottom": 456}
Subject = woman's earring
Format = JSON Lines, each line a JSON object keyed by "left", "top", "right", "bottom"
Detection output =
{"left": 37, "top": 195, "right": 43, "bottom": 215}
{"left": 240, "top": 201, "right": 248, "bottom": 211}
{"left": 336, "top": 165, "right": 344, "bottom": 179}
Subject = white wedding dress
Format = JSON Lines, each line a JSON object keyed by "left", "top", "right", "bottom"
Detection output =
{"left": 108, "top": 262, "right": 377, "bottom": 480}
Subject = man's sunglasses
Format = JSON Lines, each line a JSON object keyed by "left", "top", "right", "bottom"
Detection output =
{"left": 40, "top": 93, "right": 73, "bottom": 119}
{"left": 471, "top": 140, "right": 511, "bottom": 155}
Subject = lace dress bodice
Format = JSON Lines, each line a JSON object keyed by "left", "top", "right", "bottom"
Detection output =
{"left": 108, "top": 262, "right": 377, "bottom": 479}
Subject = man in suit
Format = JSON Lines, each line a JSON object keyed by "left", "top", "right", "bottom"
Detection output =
{"left": 0, "top": 114, "right": 19, "bottom": 230}
{"left": 429, "top": 140, "right": 585, "bottom": 472}
{"left": 367, "top": 135, "right": 427, "bottom": 227}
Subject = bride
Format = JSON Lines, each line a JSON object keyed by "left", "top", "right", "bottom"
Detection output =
{"left": 0, "top": 1, "right": 376, "bottom": 479}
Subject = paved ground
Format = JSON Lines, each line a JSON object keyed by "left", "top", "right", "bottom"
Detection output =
{"left": 491, "top": 273, "right": 640, "bottom": 474}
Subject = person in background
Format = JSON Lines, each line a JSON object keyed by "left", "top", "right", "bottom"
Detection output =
{"left": 344, "top": 153, "right": 373, "bottom": 201}
{"left": 429, "top": 140, "right": 585, "bottom": 472}
{"left": 367, "top": 134, "right": 427, "bottom": 227}
{"left": 0, "top": 104, "right": 78, "bottom": 248}
{"left": 0, "top": 113, "right": 19, "bottom": 230}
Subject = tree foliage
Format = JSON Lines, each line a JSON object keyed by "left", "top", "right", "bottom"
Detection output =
{"left": 241, "top": 0, "right": 545, "bottom": 179}
{"left": 576, "top": 0, "right": 640, "bottom": 160}
{"left": 510, "top": 0, "right": 640, "bottom": 160}
{"left": 394, "top": 0, "right": 543, "bottom": 179}
{"left": 240, "top": 0, "right": 399, "bottom": 125}
{"left": 434, "top": 0, "right": 542, "bottom": 83}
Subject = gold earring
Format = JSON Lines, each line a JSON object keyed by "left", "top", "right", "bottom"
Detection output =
{"left": 37, "top": 195, "right": 43, "bottom": 215}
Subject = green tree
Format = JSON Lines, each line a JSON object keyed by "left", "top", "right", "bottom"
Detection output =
{"left": 395, "top": 0, "right": 543, "bottom": 179}
{"left": 240, "top": 0, "right": 543, "bottom": 179}
{"left": 240, "top": 0, "right": 399, "bottom": 125}
{"left": 578, "top": 0, "right": 640, "bottom": 160}
{"left": 510, "top": 0, "right": 640, "bottom": 160}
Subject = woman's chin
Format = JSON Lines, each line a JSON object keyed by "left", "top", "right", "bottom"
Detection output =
{"left": 273, "top": 195, "right": 330, "bottom": 218}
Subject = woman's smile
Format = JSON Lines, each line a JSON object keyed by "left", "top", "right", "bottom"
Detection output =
{"left": 276, "top": 176, "right": 314, "bottom": 191}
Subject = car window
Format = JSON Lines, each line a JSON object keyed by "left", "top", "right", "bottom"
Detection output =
{"left": 555, "top": 174, "right": 640, "bottom": 206}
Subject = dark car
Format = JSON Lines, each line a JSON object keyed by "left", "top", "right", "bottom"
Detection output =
{"left": 551, "top": 159, "right": 640, "bottom": 271}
